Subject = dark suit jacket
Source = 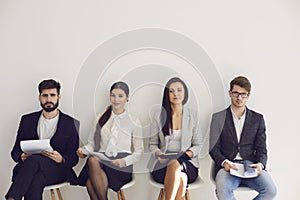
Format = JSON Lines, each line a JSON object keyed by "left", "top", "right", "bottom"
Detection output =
{"left": 209, "top": 107, "right": 267, "bottom": 179}
{"left": 11, "top": 110, "right": 80, "bottom": 182}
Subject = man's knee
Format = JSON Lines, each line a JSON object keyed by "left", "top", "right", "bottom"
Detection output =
{"left": 264, "top": 181, "right": 277, "bottom": 198}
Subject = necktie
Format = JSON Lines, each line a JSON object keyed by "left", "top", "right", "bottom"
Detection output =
{"left": 105, "top": 114, "right": 119, "bottom": 157}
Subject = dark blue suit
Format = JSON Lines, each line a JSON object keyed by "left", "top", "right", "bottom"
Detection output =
{"left": 5, "top": 110, "right": 79, "bottom": 200}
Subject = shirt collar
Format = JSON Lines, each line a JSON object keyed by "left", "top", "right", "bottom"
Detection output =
{"left": 111, "top": 110, "right": 127, "bottom": 119}
{"left": 230, "top": 107, "right": 246, "bottom": 121}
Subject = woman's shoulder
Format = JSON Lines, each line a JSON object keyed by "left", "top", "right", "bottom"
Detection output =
{"left": 125, "top": 112, "right": 142, "bottom": 125}
{"left": 184, "top": 107, "right": 199, "bottom": 117}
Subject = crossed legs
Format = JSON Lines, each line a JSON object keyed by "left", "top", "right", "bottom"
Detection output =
{"left": 164, "top": 160, "right": 188, "bottom": 200}
{"left": 86, "top": 156, "right": 109, "bottom": 200}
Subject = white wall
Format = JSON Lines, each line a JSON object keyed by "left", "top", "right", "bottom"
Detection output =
{"left": 1, "top": 0, "right": 299, "bottom": 199}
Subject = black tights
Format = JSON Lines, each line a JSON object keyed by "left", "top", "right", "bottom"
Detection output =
{"left": 86, "top": 156, "right": 108, "bottom": 200}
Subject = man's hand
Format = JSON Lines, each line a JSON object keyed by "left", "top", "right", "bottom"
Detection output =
{"left": 223, "top": 160, "right": 238, "bottom": 172}
{"left": 21, "top": 153, "right": 32, "bottom": 161}
{"left": 249, "top": 163, "right": 263, "bottom": 176}
{"left": 42, "top": 150, "right": 64, "bottom": 163}
{"left": 111, "top": 159, "right": 126, "bottom": 168}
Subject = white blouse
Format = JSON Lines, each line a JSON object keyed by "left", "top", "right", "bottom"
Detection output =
{"left": 85, "top": 111, "right": 144, "bottom": 166}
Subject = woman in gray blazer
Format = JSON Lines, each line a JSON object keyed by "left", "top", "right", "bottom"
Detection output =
{"left": 149, "top": 77, "right": 203, "bottom": 200}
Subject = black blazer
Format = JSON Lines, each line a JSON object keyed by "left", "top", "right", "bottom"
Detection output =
{"left": 209, "top": 107, "right": 267, "bottom": 179}
{"left": 11, "top": 110, "right": 80, "bottom": 181}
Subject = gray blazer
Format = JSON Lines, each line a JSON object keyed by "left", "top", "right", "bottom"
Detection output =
{"left": 149, "top": 107, "right": 203, "bottom": 169}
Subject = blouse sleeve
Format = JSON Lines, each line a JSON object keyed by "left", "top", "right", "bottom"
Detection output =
{"left": 123, "top": 117, "right": 144, "bottom": 166}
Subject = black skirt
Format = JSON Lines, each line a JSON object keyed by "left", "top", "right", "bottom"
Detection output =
{"left": 76, "top": 153, "right": 133, "bottom": 192}
{"left": 151, "top": 156, "right": 198, "bottom": 184}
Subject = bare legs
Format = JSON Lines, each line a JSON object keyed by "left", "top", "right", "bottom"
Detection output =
{"left": 86, "top": 156, "right": 108, "bottom": 200}
{"left": 164, "top": 160, "right": 188, "bottom": 200}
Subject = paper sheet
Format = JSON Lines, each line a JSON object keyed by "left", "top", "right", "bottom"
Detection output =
{"left": 21, "top": 139, "right": 53, "bottom": 154}
{"left": 230, "top": 162, "right": 258, "bottom": 178}
{"left": 81, "top": 148, "right": 112, "bottom": 161}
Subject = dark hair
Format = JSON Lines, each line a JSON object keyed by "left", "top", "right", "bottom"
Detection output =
{"left": 230, "top": 76, "right": 251, "bottom": 93}
{"left": 98, "top": 81, "right": 129, "bottom": 127}
{"left": 161, "top": 77, "right": 189, "bottom": 136}
{"left": 38, "top": 79, "right": 61, "bottom": 94}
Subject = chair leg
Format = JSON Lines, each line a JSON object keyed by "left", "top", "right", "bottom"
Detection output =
{"left": 117, "top": 190, "right": 122, "bottom": 200}
{"left": 50, "top": 189, "right": 55, "bottom": 200}
{"left": 158, "top": 188, "right": 165, "bottom": 200}
{"left": 56, "top": 188, "right": 63, "bottom": 200}
{"left": 120, "top": 189, "right": 126, "bottom": 200}
{"left": 185, "top": 189, "right": 190, "bottom": 200}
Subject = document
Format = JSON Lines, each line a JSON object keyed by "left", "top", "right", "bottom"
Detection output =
{"left": 158, "top": 152, "right": 179, "bottom": 160}
{"left": 81, "top": 148, "right": 112, "bottom": 162}
{"left": 21, "top": 139, "right": 53, "bottom": 154}
{"left": 230, "top": 160, "right": 258, "bottom": 178}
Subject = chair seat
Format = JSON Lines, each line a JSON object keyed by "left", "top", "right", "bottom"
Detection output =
{"left": 120, "top": 178, "right": 136, "bottom": 190}
{"left": 186, "top": 176, "right": 204, "bottom": 189}
{"left": 44, "top": 182, "right": 69, "bottom": 200}
{"left": 44, "top": 182, "right": 69, "bottom": 190}
{"left": 149, "top": 175, "right": 204, "bottom": 200}
{"left": 235, "top": 186, "right": 255, "bottom": 192}
{"left": 110, "top": 177, "right": 136, "bottom": 200}
{"left": 149, "top": 175, "right": 203, "bottom": 189}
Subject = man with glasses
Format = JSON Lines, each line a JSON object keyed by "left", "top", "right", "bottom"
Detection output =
{"left": 209, "top": 76, "right": 277, "bottom": 200}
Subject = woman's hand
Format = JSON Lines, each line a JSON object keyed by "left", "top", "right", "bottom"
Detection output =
{"left": 111, "top": 158, "right": 126, "bottom": 168}
{"left": 42, "top": 150, "right": 64, "bottom": 163}
{"left": 185, "top": 150, "right": 193, "bottom": 159}
{"left": 76, "top": 147, "right": 87, "bottom": 158}
{"left": 155, "top": 150, "right": 167, "bottom": 164}
{"left": 21, "top": 153, "right": 32, "bottom": 161}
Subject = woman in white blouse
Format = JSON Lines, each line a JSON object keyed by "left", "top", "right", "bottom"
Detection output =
{"left": 76, "top": 81, "right": 143, "bottom": 200}
{"left": 149, "top": 77, "right": 203, "bottom": 200}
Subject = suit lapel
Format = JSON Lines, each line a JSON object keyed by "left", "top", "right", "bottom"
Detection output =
{"left": 240, "top": 108, "right": 252, "bottom": 143}
{"left": 33, "top": 111, "right": 42, "bottom": 139}
{"left": 180, "top": 107, "right": 189, "bottom": 151}
{"left": 226, "top": 107, "right": 239, "bottom": 144}
{"left": 50, "top": 110, "right": 63, "bottom": 143}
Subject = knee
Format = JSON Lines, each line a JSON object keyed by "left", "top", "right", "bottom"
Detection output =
{"left": 166, "top": 160, "right": 181, "bottom": 173}
{"left": 215, "top": 170, "right": 235, "bottom": 193}
{"left": 87, "top": 156, "right": 100, "bottom": 168}
{"left": 23, "top": 155, "right": 41, "bottom": 168}
{"left": 265, "top": 182, "right": 277, "bottom": 198}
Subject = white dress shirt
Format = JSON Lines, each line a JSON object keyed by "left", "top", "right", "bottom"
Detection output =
{"left": 231, "top": 107, "right": 246, "bottom": 160}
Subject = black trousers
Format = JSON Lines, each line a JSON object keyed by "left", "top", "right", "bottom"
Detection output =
{"left": 5, "top": 155, "right": 67, "bottom": 200}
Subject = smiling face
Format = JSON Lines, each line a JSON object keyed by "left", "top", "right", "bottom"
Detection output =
{"left": 110, "top": 88, "right": 128, "bottom": 113}
{"left": 169, "top": 82, "right": 185, "bottom": 106}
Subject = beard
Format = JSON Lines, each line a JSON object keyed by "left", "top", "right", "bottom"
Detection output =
{"left": 40, "top": 101, "right": 59, "bottom": 113}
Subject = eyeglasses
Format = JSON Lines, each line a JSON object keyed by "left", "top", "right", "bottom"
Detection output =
{"left": 230, "top": 91, "right": 249, "bottom": 98}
